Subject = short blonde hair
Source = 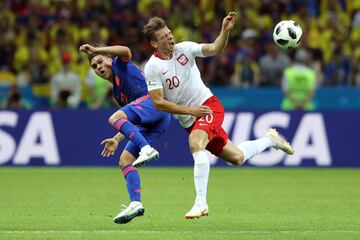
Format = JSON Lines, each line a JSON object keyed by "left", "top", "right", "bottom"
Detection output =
{"left": 143, "top": 17, "right": 167, "bottom": 42}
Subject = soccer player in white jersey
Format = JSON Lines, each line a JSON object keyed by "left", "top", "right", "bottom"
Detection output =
{"left": 138, "top": 12, "right": 294, "bottom": 219}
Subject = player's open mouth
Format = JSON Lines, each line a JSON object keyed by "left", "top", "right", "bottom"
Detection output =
{"left": 101, "top": 70, "right": 105, "bottom": 75}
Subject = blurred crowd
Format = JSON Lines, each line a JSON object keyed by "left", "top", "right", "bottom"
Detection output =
{"left": 1, "top": 0, "right": 360, "bottom": 109}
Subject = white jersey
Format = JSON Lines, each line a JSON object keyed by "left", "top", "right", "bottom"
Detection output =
{"left": 145, "top": 41, "right": 213, "bottom": 128}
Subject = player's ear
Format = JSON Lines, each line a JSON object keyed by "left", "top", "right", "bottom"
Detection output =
{"left": 150, "top": 40, "right": 158, "bottom": 49}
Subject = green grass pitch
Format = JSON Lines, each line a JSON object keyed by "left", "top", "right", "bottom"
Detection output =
{"left": 0, "top": 167, "right": 359, "bottom": 240}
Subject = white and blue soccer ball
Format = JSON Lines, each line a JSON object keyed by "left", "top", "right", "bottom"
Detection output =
{"left": 273, "top": 20, "right": 303, "bottom": 49}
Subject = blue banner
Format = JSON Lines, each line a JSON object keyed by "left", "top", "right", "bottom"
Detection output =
{"left": 0, "top": 110, "right": 358, "bottom": 167}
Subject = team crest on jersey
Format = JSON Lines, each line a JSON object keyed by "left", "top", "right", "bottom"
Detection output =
{"left": 176, "top": 53, "right": 189, "bottom": 65}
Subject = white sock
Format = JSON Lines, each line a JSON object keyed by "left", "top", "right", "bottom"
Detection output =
{"left": 238, "top": 137, "right": 272, "bottom": 162}
{"left": 192, "top": 151, "right": 210, "bottom": 204}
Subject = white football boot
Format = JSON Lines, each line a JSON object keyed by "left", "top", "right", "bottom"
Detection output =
{"left": 184, "top": 202, "right": 209, "bottom": 219}
{"left": 113, "top": 201, "right": 144, "bottom": 224}
{"left": 132, "top": 146, "right": 159, "bottom": 168}
{"left": 267, "top": 128, "right": 294, "bottom": 155}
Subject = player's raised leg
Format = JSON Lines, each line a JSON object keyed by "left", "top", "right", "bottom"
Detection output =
{"left": 113, "top": 149, "right": 144, "bottom": 224}
{"left": 110, "top": 109, "right": 159, "bottom": 168}
{"left": 131, "top": 101, "right": 171, "bottom": 168}
{"left": 219, "top": 128, "right": 294, "bottom": 166}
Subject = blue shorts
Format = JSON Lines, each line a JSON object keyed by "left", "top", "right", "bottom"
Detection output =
{"left": 120, "top": 96, "right": 171, "bottom": 158}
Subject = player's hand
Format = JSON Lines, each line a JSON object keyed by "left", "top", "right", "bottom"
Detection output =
{"left": 79, "top": 44, "right": 97, "bottom": 55}
{"left": 222, "top": 12, "right": 237, "bottom": 32}
{"left": 189, "top": 105, "right": 213, "bottom": 117}
{"left": 100, "top": 138, "right": 119, "bottom": 157}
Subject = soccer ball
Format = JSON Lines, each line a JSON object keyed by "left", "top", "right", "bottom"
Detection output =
{"left": 273, "top": 20, "right": 303, "bottom": 49}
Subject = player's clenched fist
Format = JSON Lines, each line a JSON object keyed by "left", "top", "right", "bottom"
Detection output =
{"left": 79, "top": 44, "right": 97, "bottom": 55}
{"left": 222, "top": 11, "right": 237, "bottom": 31}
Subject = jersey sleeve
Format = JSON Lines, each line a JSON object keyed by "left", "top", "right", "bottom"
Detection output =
{"left": 112, "top": 56, "right": 130, "bottom": 69}
{"left": 178, "top": 41, "right": 205, "bottom": 58}
{"left": 144, "top": 60, "right": 163, "bottom": 91}
{"left": 112, "top": 56, "right": 124, "bottom": 68}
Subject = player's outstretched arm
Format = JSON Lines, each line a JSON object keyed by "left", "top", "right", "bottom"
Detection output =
{"left": 79, "top": 44, "right": 132, "bottom": 60}
{"left": 100, "top": 133, "right": 125, "bottom": 157}
{"left": 201, "top": 12, "right": 237, "bottom": 57}
{"left": 149, "top": 89, "right": 212, "bottom": 117}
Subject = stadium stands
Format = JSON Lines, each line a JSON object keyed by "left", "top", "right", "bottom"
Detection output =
{"left": 0, "top": 0, "right": 360, "bottom": 109}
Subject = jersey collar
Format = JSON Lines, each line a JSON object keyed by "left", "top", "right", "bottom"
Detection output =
{"left": 154, "top": 51, "right": 173, "bottom": 60}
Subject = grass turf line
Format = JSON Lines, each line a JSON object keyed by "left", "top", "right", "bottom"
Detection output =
{"left": 0, "top": 167, "right": 359, "bottom": 240}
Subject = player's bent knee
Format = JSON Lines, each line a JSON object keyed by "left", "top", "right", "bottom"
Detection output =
{"left": 234, "top": 153, "right": 245, "bottom": 166}
{"left": 108, "top": 114, "right": 117, "bottom": 126}
{"left": 109, "top": 111, "right": 127, "bottom": 126}
{"left": 189, "top": 140, "right": 205, "bottom": 153}
{"left": 232, "top": 157, "right": 243, "bottom": 166}
{"left": 188, "top": 134, "right": 208, "bottom": 153}
{"left": 228, "top": 153, "right": 244, "bottom": 166}
{"left": 108, "top": 116, "right": 114, "bottom": 126}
